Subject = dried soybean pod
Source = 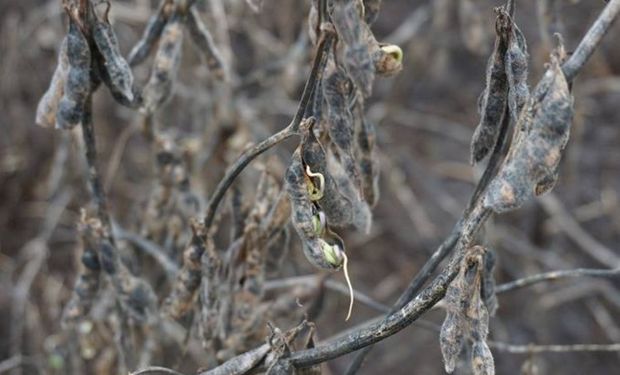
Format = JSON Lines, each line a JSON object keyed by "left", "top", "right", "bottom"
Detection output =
{"left": 186, "top": 7, "right": 226, "bottom": 80}
{"left": 440, "top": 306, "right": 466, "bottom": 373}
{"left": 464, "top": 248, "right": 490, "bottom": 342}
{"left": 528, "top": 56, "right": 572, "bottom": 194}
{"left": 440, "top": 246, "right": 494, "bottom": 374}
{"left": 127, "top": 0, "right": 170, "bottom": 66}
{"left": 300, "top": 123, "right": 355, "bottom": 228}
{"left": 505, "top": 21, "right": 529, "bottom": 122}
{"left": 327, "top": 151, "right": 371, "bottom": 232}
{"left": 323, "top": 67, "right": 361, "bottom": 192}
{"left": 441, "top": 250, "right": 471, "bottom": 373}
{"left": 472, "top": 340, "right": 495, "bottom": 375}
{"left": 480, "top": 249, "right": 498, "bottom": 316}
{"left": 483, "top": 155, "right": 531, "bottom": 213}
{"left": 285, "top": 150, "right": 328, "bottom": 268}
{"left": 300, "top": 120, "right": 329, "bottom": 199}
{"left": 92, "top": 7, "right": 136, "bottom": 105}
{"left": 141, "top": 14, "right": 183, "bottom": 114}
{"left": 56, "top": 16, "right": 92, "bottom": 130}
{"left": 484, "top": 47, "right": 573, "bottom": 213}
{"left": 36, "top": 37, "right": 69, "bottom": 128}
{"left": 470, "top": 10, "right": 510, "bottom": 164}
{"left": 332, "top": 0, "right": 375, "bottom": 97}
{"left": 285, "top": 150, "right": 343, "bottom": 270}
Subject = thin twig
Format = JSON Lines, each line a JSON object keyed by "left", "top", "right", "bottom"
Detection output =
{"left": 539, "top": 194, "right": 620, "bottom": 267}
{"left": 113, "top": 223, "right": 180, "bottom": 277}
{"left": 264, "top": 275, "right": 391, "bottom": 313}
{"left": 201, "top": 125, "right": 296, "bottom": 231}
{"left": 201, "top": 33, "right": 335, "bottom": 232}
{"left": 562, "top": 0, "right": 620, "bottom": 81}
{"left": 288, "top": 256, "right": 462, "bottom": 368}
{"left": 488, "top": 341, "right": 620, "bottom": 354}
{"left": 80, "top": 95, "right": 114, "bottom": 239}
{"left": 496, "top": 267, "right": 620, "bottom": 293}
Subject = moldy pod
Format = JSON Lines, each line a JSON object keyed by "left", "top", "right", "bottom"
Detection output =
{"left": 470, "top": 9, "right": 511, "bottom": 164}
{"left": 92, "top": 7, "right": 135, "bottom": 105}
{"left": 484, "top": 46, "right": 573, "bottom": 213}
{"left": 56, "top": 17, "right": 92, "bottom": 130}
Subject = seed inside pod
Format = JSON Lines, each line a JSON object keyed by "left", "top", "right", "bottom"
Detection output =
{"left": 374, "top": 44, "right": 403, "bottom": 76}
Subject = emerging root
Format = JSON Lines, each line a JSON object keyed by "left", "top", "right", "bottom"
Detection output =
{"left": 342, "top": 251, "right": 355, "bottom": 321}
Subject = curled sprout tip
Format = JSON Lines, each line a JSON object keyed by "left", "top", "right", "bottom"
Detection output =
{"left": 381, "top": 44, "right": 403, "bottom": 64}
{"left": 305, "top": 164, "right": 325, "bottom": 200}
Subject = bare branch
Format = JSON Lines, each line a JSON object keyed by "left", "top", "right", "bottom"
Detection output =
{"left": 288, "top": 257, "right": 461, "bottom": 368}
{"left": 264, "top": 275, "right": 391, "bottom": 313}
{"left": 562, "top": 0, "right": 620, "bottom": 81}
{"left": 539, "top": 194, "right": 620, "bottom": 267}
{"left": 80, "top": 95, "right": 114, "bottom": 237}
{"left": 489, "top": 341, "right": 620, "bottom": 354}
{"left": 201, "top": 33, "right": 335, "bottom": 232}
{"left": 496, "top": 267, "right": 620, "bottom": 293}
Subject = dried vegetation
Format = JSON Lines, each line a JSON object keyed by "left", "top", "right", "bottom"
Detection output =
{"left": 1, "top": 0, "right": 620, "bottom": 374}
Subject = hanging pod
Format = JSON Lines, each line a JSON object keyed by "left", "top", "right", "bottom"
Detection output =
{"left": 470, "top": 9, "right": 511, "bottom": 164}
{"left": 92, "top": 5, "right": 136, "bottom": 106}
{"left": 440, "top": 246, "right": 495, "bottom": 375}
{"left": 141, "top": 14, "right": 184, "bottom": 114}
{"left": 323, "top": 67, "right": 362, "bottom": 193}
{"left": 504, "top": 19, "right": 529, "bottom": 122}
{"left": 484, "top": 43, "right": 573, "bottom": 213}
{"left": 300, "top": 121, "right": 356, "bottom": 228}
{"left": 56, "top": 15, "right": 92, "bottom": 129}
{"left": 286, "top": 150, "right": 344, "bottom": 270}
{"left": 285, "top": 149, "right": 356, "bottom": 320}
{"left": 327, "top": 150, "right": 372, "bottom": 233}
{"left": 332, "top": 0, "right": 375, "bottom": 97}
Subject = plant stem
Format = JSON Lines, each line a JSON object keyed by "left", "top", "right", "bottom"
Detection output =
{"left": 496, "top": 267, "right": 620, "bottom": 293}
{"left": 80, "top": 94, "right": 114, "bottom": 239}
{"left": 201, "top": 34, "right": 334, "bottom": 233}
{"left": 562, "top": 0, "right": 620, "bottom": 81}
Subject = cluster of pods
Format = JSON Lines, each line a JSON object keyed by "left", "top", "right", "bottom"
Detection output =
{"left": 36, "top": 0, "right": 225, "bottom": 124}
{"left": 469, "top": 5, "right": 574, "bottom": 214}
{"left": 440, "top": 246, "right": 498, "bottom": 375}
{"left": 286, "top": 0, "right": 403, "bottom": 319}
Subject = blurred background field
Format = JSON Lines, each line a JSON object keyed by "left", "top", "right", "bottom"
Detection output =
{"left": 1, "top": 0, "right": 620, "bottom": 374}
